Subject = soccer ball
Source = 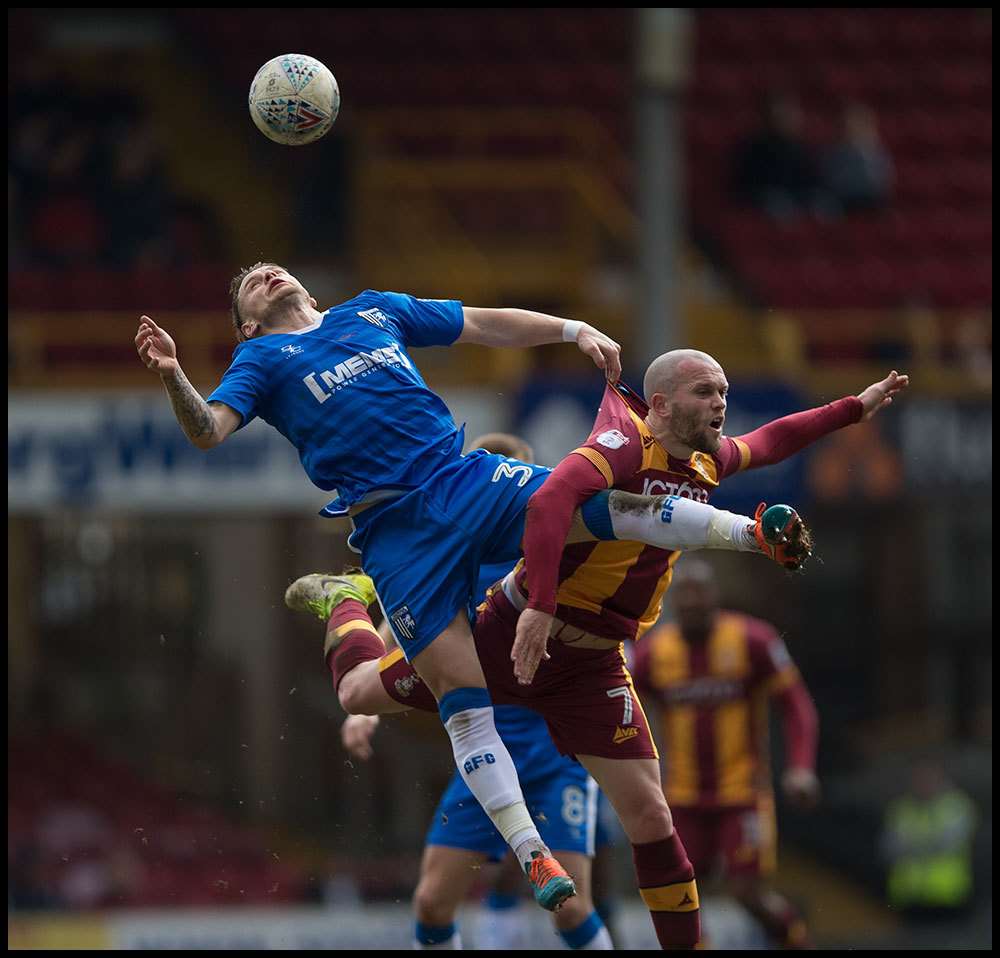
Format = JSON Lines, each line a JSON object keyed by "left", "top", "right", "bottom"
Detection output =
{"left": 248, "top": 54, "right": 340, "bottom": 146}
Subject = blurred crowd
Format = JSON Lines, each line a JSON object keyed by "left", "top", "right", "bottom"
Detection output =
{"left": 8, "top": 735, "right": 307, "bottom": 911}
{"left": 9, "top": 61, "right": 226, "bottom": 272}
{"left": 732, "top": 92, "right": 894, "bottom": 220}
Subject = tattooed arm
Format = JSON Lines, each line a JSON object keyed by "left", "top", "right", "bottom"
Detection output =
{"left": 163, "top": 369, "right": 240, "bottom": 449}
{"left": 136, "top": 315, "right": 240, "bottom": 449}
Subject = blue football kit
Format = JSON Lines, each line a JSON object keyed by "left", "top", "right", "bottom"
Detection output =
{"left": 209, "top": 295, "right": 606, "bottom": 861}
{"left": 207, "top": 290, "right": 549, "bottom": 659}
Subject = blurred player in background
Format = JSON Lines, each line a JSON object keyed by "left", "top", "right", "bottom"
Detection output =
{"left": 632, "top": 559, "right": 820, "bottom": 949}
{"left": 339, "top": 432, "right": 613, "bottom": 951}
{"left": 135, "top": 266, "right": 622, "bottom": 910}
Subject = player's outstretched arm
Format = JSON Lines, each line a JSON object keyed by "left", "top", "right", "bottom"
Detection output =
{"left": 730, "top": 368, "right": 910, "bottom": 471}
{"left": 135, "top": 315, "right": 240, "bottom": 449}
{"left": 459, "top": 306, "right": 621, "bottom": 383}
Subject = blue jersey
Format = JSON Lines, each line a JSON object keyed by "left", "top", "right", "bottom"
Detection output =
{"left": 206, "top": 290, "right": 465, "bottom": 508}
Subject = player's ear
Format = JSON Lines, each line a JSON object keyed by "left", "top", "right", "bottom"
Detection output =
{"left": 308, "top": 295, "right": 318, "bottom": 309}
{"left": 241, "top": 321, "right": 258, "bottom": 339}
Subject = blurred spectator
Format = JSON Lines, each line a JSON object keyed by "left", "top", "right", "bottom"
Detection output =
{"left": 823, "top": 103, "right": 894, "bottom": 214}
{"left": 100, "top": 107, "right": 173, "bottom": 268}
{"left": 881, "top": 760, "right": 977, "bottom": 921}
{"left": 25, "top": 121, "right": 106, "bottom": 267}
{"left": 730, "top": 92, "right": 828, "bottom": 220}
{"left": 808, "top": 418, "right": 902, "bottom": 502}
{"left": 9, "top": 71, "right": 225, "bottom": 273}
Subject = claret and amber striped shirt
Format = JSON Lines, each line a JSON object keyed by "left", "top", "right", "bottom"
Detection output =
{"left": 519, "top": 380, "right": 863, "bottom": 644}
{"left": 517, "top": 382, "right": 750, "bottom": 643}
{"left": 631, "top": 612, "right": 813, "bottom": 808}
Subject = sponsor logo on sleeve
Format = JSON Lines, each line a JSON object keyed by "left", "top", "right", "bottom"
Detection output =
{"left": 596, "top": 429, "right": 630, "bottom": 450}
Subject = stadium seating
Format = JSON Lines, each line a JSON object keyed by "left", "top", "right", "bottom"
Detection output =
{"left": 8, "top": 11, "right": 991, "bottom": 340}
{"left": 8, "top": 735, "right": 308, "bottom": 908}
{"left": 689, "top": 9, "right": 992, "bottom": 310}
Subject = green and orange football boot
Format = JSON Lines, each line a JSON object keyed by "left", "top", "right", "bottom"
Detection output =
{"left": 753, "top": 503, "right": 813, "bottom": 571}
{"left": 525, "top": 850, "right": 577, "bottom": 911}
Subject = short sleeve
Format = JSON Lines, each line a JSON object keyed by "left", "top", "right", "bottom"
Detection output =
{"left": 377, "top": 291, "right": 464, "bottom": 348}
{"left": 205, "top": 345, "right": 268, "bottom": 429}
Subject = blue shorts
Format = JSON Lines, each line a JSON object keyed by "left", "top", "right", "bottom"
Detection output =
{"left": 595, "top": 790, "right": 616, "bottom": 851}
{"left": 348, "top": 450, "right": 550, "bottom": 660}
{"left": 426, "top": 707, "right": 599, "bottom": 859}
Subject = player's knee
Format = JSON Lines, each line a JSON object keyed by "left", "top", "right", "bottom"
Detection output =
{"left": 413, "top": 877, "right": 454, "bottom": 927}
{"left": 621, "top": 796, "right": 674, "bottom": 843}
{"left": 337, "top": 670, "right": 372, "bottom": 715}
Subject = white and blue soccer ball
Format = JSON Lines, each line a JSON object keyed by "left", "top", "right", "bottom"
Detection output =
{"left": 248, "top": 54, "right": 340, "bottom": 146}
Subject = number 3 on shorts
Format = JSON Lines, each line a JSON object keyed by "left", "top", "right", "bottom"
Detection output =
{"left": 491, "top": 462, "right": 533, "bottom": 487}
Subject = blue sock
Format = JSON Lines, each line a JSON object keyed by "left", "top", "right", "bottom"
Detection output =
{"left": 485, "top": 890, "right": 521, "bottom": 911}
{"left": 559, "top": 910, "right": 606, "bottom": 950}
{"left": 580, "top": 490, "right": 616, "bottom": 541}
{"left": 415, "top": 921, "right": 457, "bottom": 946}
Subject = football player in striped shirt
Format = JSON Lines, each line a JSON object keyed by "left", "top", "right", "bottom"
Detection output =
{"left": 506, "top": 352, "right": 904, "bottom": 948}
{"left": 286, "top": 352, "right": 905, "bottom": 949}
{"left": 632, "top": 559, "right": 819, "bottom": 948}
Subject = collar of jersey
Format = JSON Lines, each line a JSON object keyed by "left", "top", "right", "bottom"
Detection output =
{"left": 285, "top": 309, "right": 331, "bottom": 336}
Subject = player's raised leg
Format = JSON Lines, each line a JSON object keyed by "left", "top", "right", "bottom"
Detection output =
{"left": 285, "top": 570, "right": 575, "bottom": 912}
{"left": 570, "top": 492, "right": 813, "bottom": 570}
{"left": 285, "top": 572, "right": 409, "bottom": 715}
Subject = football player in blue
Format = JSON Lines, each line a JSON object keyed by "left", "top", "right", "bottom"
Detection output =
{"left": 337, "top": 433, "right": 612, "bottom": 950}
{"left": 135, "top": 262, "right": 622, "bottom": 911}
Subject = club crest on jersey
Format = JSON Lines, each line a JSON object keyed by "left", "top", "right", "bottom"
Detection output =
{"left": 357, "top": 307, "right": 390, "bottom": 328}
{"left": 596, "top": 429, "right": 630, "bottom": 450}
{"left": 390, "top": 605, "right": 417, "bottom": 641}
{"left": 280, "top": 343, "right": 304, "bottom": 357}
